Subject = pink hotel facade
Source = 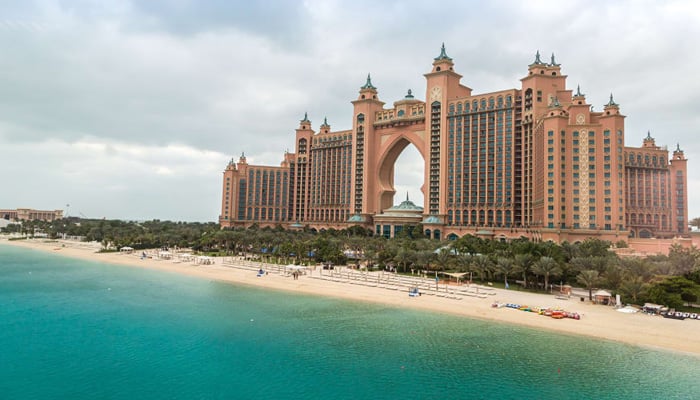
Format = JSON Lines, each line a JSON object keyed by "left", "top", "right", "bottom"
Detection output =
{"left": 220, "top": 46, "right": 688, "bottom": 243}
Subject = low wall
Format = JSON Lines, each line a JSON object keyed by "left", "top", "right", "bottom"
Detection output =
{"left": 615, "top": 237, "right": 694, "bottom": 257}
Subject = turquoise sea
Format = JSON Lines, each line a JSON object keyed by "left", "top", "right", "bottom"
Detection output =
{"left": 1, "top": 244, "right": 698, "bottom": 400}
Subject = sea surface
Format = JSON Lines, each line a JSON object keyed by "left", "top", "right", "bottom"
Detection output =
{"left": 1, "top": 244, "right": 698, "bottom": 400}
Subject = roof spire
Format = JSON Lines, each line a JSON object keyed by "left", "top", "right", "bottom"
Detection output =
{"left": 646, "top": 130, "right": 652, "bottom": 140}
{"left": 406, "top": 192, "right": 409, "bottom": 201}
{"left": 361, "top": 73, "right": 376, "bottom": 90}
{"left": 676, "top": 143, "right": 682, "bottom": 152}
{"left": 300, "top": 111, "right": 310, "bottom": 123}
{"left": 575, "top": 84, "right": 584, "bottom": 97}
{"left": 323, "top": 116, "right": 328, "bottom": 126}
{"left": 434, "top": 42, "right": 452, "bottom": 61}
{"left": 606, "top": 93, "right": 619, "bottom": 107}
{"left": 550, "top": 52, "right": 559, "bottom": 66}
{"left": 534, "top": 50, "right": 542, "bottom": 64}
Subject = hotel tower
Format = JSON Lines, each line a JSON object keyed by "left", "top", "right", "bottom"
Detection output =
{"left": 220, "top": 45, "right": 688, "bottom": 242}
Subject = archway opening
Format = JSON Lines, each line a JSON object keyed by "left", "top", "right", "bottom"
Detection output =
{"left": 394, "top": 144, "right": 424, "bottom": 208}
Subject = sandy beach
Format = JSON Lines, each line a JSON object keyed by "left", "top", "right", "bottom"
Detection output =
{"left": 3, "top": 237, "right": 699, "bottom": 356}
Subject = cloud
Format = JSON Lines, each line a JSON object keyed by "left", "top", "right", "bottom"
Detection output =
{"left": 0, "top": 137, "right": 228, "bottom": 220}
{"left": 1, "top": 0, "right": 699, "bottom": 221}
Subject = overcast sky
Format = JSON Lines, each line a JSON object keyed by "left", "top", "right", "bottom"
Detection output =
{"left": 1, "top": 0, "right": 698, "bottom": 222}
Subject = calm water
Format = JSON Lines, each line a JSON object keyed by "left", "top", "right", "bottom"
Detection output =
{"left": 1, "top": 244, "right": 698, "bottom": 400}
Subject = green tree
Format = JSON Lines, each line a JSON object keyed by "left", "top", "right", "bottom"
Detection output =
{"left": 394, "top": 247, "right": 415, "bottom": 273}
{"left": 577, "top": 270, "right": 600, "bottom": 301}
{"left": 668, "top": 244, "right": 700, "bottom": 275}
{"left": 472, "top": 254, "right": 492, "bottom": 282}
{"left": 434, "top": 247, "right": 454, "bottom": 271}
{"left": 514, "top": 253, "right": 535, "bottom": 289}
{"left": 495, "top": 257, "right": 515, "bottom": 288}
{"left": 619, "top": 276, "right": 648, "bottom": 304}
{"left": 532, "top": 256, "right": 561, "bottom": 293}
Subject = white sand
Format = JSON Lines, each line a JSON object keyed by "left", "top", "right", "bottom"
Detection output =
{"left": 3, "top": 237, "right": 699, "bottom": 356}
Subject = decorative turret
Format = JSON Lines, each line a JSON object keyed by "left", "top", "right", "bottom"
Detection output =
{"left": 673, "top": 143, "right": 686, "bottom": 160}
{"left": 526, "top": 49, "right": 561, "bottom": 77}
{"left": 298, "top": 112, "right": 311, "bottom": 130}
{"left": 226, "top": 157, "right": 236, "bottom": 170}
{"left": 238, "top": 152, "right": 247, "bottom": 165}
{"left": 357, "top": 73, "right": 380, "bottom": 101}
{"left": 643, "top": 130, "right": 657, "bottom": 148}
{"left": 393, "top": 88, "right": 421, "bottom": 110}
{"left": 434, "top": 43, "right": 452, "bottom": 62}
{"left": 602, "top": 93, "right": 621, "bottom": 117}
{"left": 605, "top": 93, "right": 619, "bottom": 108}
{"left": 430, "top": 43, "right": 454, "bottom": 73}
{"left": 361, "top": 73, "right": 376, "bottom": 90}
{"left": 320, "top": 117, "right": 330, "bottom": 133}
{"left": 574, "top": 84, "right": 585, "bottom": 98}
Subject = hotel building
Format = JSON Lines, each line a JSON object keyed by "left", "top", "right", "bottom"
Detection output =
{"left": 1, "top": 208, "right": 64, "bottom": 222}
{"left": 220, "top": 45, "right": 688, "bottom": 242}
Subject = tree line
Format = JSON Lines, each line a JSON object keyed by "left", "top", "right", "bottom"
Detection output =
{"left": 3, "top": 218, "right": 699, "bottom": 310}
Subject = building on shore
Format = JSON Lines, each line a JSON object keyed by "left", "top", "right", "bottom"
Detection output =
{"left": 220, "top": 45, "right": 688, "bottom": 243}
{"left": 1, "top": 208, "right": 64, "bottom": 222}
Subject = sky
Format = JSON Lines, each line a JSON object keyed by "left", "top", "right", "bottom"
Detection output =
{"left": 1, "top": 0, "right": 699, "bottom": 222}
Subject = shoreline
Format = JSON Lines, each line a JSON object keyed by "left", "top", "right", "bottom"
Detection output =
{"left": 3, "top": 237, "right": 700, "bottom": 356}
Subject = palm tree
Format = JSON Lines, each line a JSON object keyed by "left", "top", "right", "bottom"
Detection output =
{"left": 495, "top": 257, "right": 515, "bottom": 288}
{"left": 471, "top": 254, "right": 492, "bottom": 282}
{"left": 394, "top": 247, "right": 415, "bottom": 273}
{"left": 415, "top": 250, "right": 436, "bottom": 271}
{"left": 456, "top": 253, "right": 474, "bottom": 273}
{"left": 619, "top": 276, "right": 647, "bottom": 303}
{"left": 434, "top": 247, "right": 453, "bottom": 271}
{"left": 532, "top": 256, "right": 561, "bottom": 293}
{"left": 514, "top": 253, "right": 535, "bottom": 289}
{"left": 577, "top": 269, "right": 600, "bottom": 301}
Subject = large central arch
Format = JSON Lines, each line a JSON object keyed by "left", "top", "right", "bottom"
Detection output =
{"left": 373, "top": 131, "right": 427, "bottom": 213}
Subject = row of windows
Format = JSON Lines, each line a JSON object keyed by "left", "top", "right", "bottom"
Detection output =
{"left": 448, "top": 95, "right": 514, "bottom": 114}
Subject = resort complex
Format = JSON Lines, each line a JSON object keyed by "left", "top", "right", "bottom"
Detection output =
{"left": 219, "top": 45, "right": 688, "bottom": 243}
{"left": 1, "top": 208, "right": 63, "bottom": 222}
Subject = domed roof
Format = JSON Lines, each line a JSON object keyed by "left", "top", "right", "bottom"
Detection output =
{"left": 386, "top": 198, "right": 423, "bottom": 212}
{"left": 385, "top": 193, "right": 423, "bottom": 211}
